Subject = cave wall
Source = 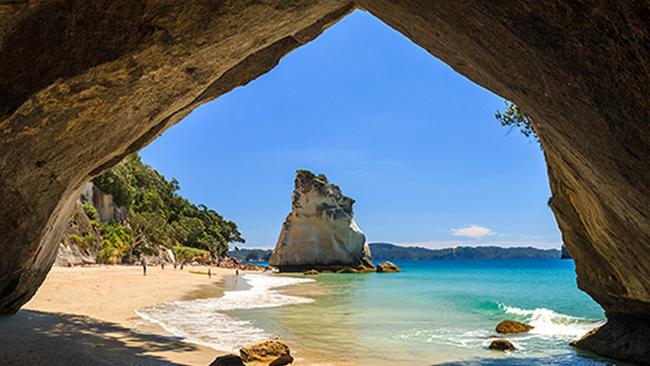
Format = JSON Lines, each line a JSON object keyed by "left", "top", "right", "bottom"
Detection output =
{"left": 0, "top": 0, "right": 354, "bottom": 314}
{"left": 0, "top": 0, "right": 648, "bottom": 363}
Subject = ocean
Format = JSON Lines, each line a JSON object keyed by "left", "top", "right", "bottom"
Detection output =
{"left": 137, "top": 260, "right": 619, "bottom": 365}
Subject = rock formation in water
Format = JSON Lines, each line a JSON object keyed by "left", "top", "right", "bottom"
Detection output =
{"left": 560, "top": 245, "right": 572, "bottom": 259}
{"left": 495, "top": 320, "right": 533, "bottom": 334}
{"left": 269, "top": 170, "right": 373, "bottom": 272}
{"left": 0, "top": 1, "right": 649, "bottom": 364}
{"left": 376, "top": 261, "right": 401, "bottom": 273}
{"left": 489, "top": 339, "right": 515, "bottom": 351}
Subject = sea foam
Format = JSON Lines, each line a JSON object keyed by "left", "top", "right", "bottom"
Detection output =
{"left": 498, "top": 303, "right": 603, "bottom": 339}
{"left": 136, "top": 274, "right": 314, "bottom": 352}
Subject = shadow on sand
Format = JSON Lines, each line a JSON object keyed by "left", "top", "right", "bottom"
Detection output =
{"left": 0, "top": 310, "right": 198, "bottom": 366}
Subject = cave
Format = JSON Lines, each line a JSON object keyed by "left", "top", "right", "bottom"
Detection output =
{"left": 0, "top": 1, "right": 648, "bottom": 364}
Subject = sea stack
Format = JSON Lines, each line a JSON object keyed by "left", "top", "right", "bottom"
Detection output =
{"left": 269, "top": 170, "right": 373, "bottom": 272}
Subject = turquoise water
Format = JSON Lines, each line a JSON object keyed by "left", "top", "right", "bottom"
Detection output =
{"left": 231, "top": 260, "right": 615, "bottom": 365}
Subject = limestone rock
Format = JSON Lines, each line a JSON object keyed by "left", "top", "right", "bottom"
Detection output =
{"left": 240, "top": 340, "right": 291, "bottom": 363}
{"left": 495, "top": 320, "right": 533, "bottom": 334}
{"left": 209, "top": 354, "right": 246, "bottom": 366}
{"left": 376, "top": 261, "right": 400, "bottom": 273}
{"left": 269, "top": 170, "right": 373, "bottom": 272}
{"left": 489, "top": 339, "right": 515, "bottom": 351}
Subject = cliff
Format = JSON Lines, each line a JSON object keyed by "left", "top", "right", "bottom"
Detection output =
{"left": 269, "top": 170, "right": 373, "bottom": 272}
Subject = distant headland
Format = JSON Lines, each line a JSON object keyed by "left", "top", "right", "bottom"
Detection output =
{"left": 230, "top": 242, "right": 566, "bottom": 262}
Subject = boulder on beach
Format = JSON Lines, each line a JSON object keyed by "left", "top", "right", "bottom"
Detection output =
{"left": 209, "top": 354, "right": 245, "bottom": 366}
{"left": 303, "top": 269, "right": 320, "bottom": 275}
{"left": 240, "top": 340, "right": 291, "bottom": 363}
{"left": 376, "top": 261, "right": 400, "bottom": 273}
{"left": 489, "top": 339, "right": 515, "bottom": 351}
{"left": 496, "top": 320, "right": 533, "bottom": 334}
{"left": 269, "top": 170, "right": 374, "bottom": 272}
{"left": 269, "top": 354, "right": 295, "bottom": 366}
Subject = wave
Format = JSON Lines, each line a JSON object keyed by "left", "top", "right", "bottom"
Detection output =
{"left": 497, "top": 303, "right": 604, "bottom": 339}
{"left": 136, "top": 274, "right": 315, "bottom": 352}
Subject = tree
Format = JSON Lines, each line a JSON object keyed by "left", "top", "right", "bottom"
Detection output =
{"left": 495, "top": 101, "right": 538, "bottom": 142}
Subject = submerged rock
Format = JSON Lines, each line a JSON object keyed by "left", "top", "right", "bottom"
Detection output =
{"left": 240, "top": 340, "right": 291, "bottom": 363}
{"left": 489, "top": 339, "right": 515, "bottom": 351}
{"left": 303, "top": 269, "right": 320, "bottom": 275}
{"left": 269, "top": 170, "right": 374, "bottom": 272}
{"left": 209, "top": 354, "right": 245, "bottom": 366}
{"left": 376, "top": 261, "right": 400, "bottom": 273}
{"left": 496, "top": 320, "right": 533, "bottom": 334}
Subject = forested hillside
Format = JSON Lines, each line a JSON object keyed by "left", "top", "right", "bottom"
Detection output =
{"left": 60, "top": 154, "right": 244, "bottom": 265}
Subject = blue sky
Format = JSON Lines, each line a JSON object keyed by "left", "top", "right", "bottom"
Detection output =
{"left": 140, "top": 10, "right": 561, "bottom": 249}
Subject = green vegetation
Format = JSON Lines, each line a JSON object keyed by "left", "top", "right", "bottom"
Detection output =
{"left": 82, "top": 202, "right": 99, "bottom": 220}
{"left": 173, "top": 245, "right": 211, "bottom": 262}
{"left": 495, "top": 101, "right": 538, "bottom": 142}
{"left": 69, "top": 154, "right": 244, "bottom": 264}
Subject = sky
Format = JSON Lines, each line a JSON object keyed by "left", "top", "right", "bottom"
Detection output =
{"left": 140, "top": 10, "right": 562, "bottom": 250}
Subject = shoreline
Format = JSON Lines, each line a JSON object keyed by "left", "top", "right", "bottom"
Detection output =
{"left": 9, "top": 265, "right": 237, "bottom": 365}
{"left": 1, "top": 264, "right": 350, "bottom": 366}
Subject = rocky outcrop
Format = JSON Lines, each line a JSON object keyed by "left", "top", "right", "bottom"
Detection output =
{"left": 489, "top": 339, "right": 515, "bottom": 351}
{"left": 269, "top": 354, "right": 294, "bottom": 366}
{"left": 376, "top": 261, "right": 400, "bottom": 273}
{"left": 209, "top": 354, "right": 246, "bottom": 366}
{"left": 55, "top": 202, "right": 101, "bottom": 267}
{"left": 560, "top": 245, "right": 572, "bottom": 259}
{"left": 81, "top": 182, "right": 127, "bottom": 223}
{"left": 269, "top": 170, "right": 373, "bottom": 272}
{"left": 240, "top": 340, "right": 291, "bottom": 364}
{"left": 496, "top": 320, "right": 533, "bottom": 334}
{"left": 0, "top": 1, "right": 649, "bottom": 364}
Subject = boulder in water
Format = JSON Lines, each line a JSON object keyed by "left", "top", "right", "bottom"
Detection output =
{"left": 376, "top": 261, "right": 400, "bottom": 273}
{"left": 240, "top": 340, "right": 291, "bottom": 363}
{"left": 489, "top": 339, "right": 515, "bottom": 351}
{"left": 496, "top": 320, "right": 533, "bottom": 334}
{"left": 303, "top": 269, "right": 320, "bottom": 275}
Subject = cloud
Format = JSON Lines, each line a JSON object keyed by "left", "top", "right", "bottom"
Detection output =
{"left": 452, "top": 225, "right": 495, "bottom": 239}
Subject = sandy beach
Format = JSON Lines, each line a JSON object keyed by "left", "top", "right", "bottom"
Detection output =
{"left": 0, "top": 265, "right": 236, "bottom": 366}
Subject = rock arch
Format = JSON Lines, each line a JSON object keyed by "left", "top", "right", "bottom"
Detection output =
{"left": 0, "top": 1, "right": 648, "bottom": 363}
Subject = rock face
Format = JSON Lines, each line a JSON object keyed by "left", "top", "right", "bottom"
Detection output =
{"left": 0, "top": 1, "right": 649, "bottom": 363}
{"left": 240, "top": 340, "right": 291, "bottom": 364}
{"left": 496, "top": 320, "right": 533, "bottom": 334}
{"left": 489, "top": 339, "right": 515, "bottom": 351}
{"left": 560, "top": 245, "right": 572, "bottom": 259}
{"left": 376, "top": 261, "right": 400, "bottom": 273}
{"left": 269, "top": 170, "right": 373, "bottom": 272}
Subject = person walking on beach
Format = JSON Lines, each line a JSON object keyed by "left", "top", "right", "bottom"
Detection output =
{"left": 161, "top": 262, "right": 165, "bottom": 270}
{"left": 235, "top": 269, "right": 239, "bottom": 276}
{"left": 208, "top": 267, "right": 212, "bottom": 279}
{"left": 180, "top": 261, "right": 184, "bottom": 271}
{"left": 173, "top": 262, "right": 177, "bottom": 270}
{"left": 141, "top": 258, "right": 147, "bottom": 276}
